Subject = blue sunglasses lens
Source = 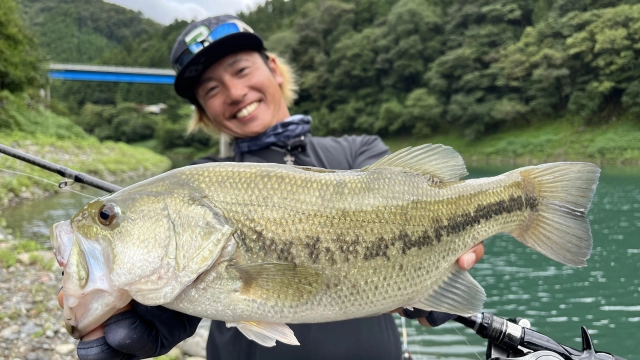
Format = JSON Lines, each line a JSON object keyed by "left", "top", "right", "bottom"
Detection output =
{"left": 210, "top": 23, "right": 242, "bottom": 42}
{"left": 175, "top": 22, "right": 245, "bottom": 72}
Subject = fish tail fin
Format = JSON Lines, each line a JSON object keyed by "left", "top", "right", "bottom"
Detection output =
{"left": 509, "top": 162, "right": 600, "bottom": 267}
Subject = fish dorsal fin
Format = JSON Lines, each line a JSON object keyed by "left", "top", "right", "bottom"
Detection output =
{"left": 230, "top": 263, "right": 324, "bottom": 304}
{"left": 361, "top": 144, "right": 468, "bottom": 183}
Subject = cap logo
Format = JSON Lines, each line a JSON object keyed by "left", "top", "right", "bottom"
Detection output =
{"left": 175, "top": 18, "right": 259, "bottom": 79}
{"left": 184, "top": 25, "right": 211, "bottom": 54}
{"left": 230, "top": 19, "right": 254, "bottom": 33}
{"left": 184, "top": 20, "right": 255, "bottom": 55}
{"left": 185, "top": 64, "right": 203, "bottom": 78}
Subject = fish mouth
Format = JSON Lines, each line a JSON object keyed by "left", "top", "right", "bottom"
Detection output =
{"left": 62, "top": 286, "right": 128, "bottom": 339}
{"left": 51, "top": 221, "right": 73, "bottom": 267}
{"left": 52, "top": 221, "right": 131, "bottom": 338}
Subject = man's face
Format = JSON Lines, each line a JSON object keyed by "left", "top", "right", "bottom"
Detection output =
{"left": 195, "top": 51, "right": 290, "bottom": 138}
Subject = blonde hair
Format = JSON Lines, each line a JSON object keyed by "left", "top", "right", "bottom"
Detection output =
{"left": 186, "top": 52, "right": 299, "bottom": 136}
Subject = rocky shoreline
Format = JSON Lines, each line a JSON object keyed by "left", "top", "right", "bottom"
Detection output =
{"left": 0, "top": 237, "right": 210, "bottom": 360}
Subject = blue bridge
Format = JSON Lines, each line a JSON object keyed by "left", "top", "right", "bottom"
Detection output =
{"left": 48, "top": 63, "right": 176, "bottom": 84}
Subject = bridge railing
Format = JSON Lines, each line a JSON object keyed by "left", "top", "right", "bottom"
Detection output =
{"left": 48, "top": 63, "right": 176, "bottom": 84}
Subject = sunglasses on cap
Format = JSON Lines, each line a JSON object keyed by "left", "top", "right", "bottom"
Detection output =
{"left": 173, "top": 21, "right": 254, "bottom": 73}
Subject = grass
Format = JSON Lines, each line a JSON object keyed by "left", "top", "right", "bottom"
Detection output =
{"left": 15, "top": 240, "right": 41, "bottom": 253}
{"left": 383, "top": 114, "right": 640, "bottom": 166}
{"left": 0, "top": 91, "right": 172, "bottom": 207}
{"left": 0, "top": 309, "right": 21, "bottom": 321}
{"left": 0, "top": 132, "right": 172, "bottom": 207}
{"left": 0, "top": 229, "right": 56, "bottom": 270}
{"left": 0, "top": 249, "right": 16, "bottom": 268}
{"left": 132, "top": 140, "right": 217, "bottom": 169}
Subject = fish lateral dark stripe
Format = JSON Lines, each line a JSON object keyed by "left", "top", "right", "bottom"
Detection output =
{"left": 336, "top": 235, "right": 360, "bottom": 262}
{"left": 304, "top": 236, "right": 323, "bottom": 264}
{"left": 362, "top": 238, "right": 391, "bottom": 261}
{"left": 396, "top": 194, "right": 540, "bottom": 258}
{"left": 525, "top": 193, "right": 539, "bottom": 211}
{"left": 241, "top": 194, "right": 540, "bottom": 264}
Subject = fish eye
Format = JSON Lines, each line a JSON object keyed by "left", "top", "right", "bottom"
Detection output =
{"left": 97, "top": 203, "right": 119, "bottom": 226}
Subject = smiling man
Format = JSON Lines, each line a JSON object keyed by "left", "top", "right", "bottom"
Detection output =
{"left": 69, "top": 15, "right": 485, "bottom": 360}
{"left": 192, "top": 51, "right": 289, "bottom": 138}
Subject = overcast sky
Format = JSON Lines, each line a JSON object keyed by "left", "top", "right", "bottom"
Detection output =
{"left": 105, "top": 0, "right": 266, "bottom": 25}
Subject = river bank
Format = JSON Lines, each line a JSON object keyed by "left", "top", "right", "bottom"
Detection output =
{"left": 0, "top": 133, "right": 172, "bottom": 209}
{"left": 384, "top": 114, "right": 640, "bottom": 167}
{"left": 0, "top": 91, "right": 172, "bottom": 209}
{"left": 0, "top": 232, "right": 211, "bottom": 360}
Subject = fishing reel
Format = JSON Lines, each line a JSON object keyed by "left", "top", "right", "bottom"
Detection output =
{"left": 454, "top": 313, "right": 625, "bottom": 360}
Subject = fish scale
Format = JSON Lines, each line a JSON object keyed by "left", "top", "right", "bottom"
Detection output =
{"left": 164, "top": 166, "right": 533, "bottom": 318}
{"left": 52, "top": 144, "right": 600, "bottom": 347}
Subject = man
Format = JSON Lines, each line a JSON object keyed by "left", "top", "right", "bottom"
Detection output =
{"left": 69, "top": 15, "right": 484, "bottom": 360}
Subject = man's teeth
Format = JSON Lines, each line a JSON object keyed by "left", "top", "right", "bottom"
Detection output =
{"left": 235, "top": 102, "right": 259, "bottom": 118}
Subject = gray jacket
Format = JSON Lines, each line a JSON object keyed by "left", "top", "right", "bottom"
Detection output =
{"left": 191, "top": 134, "right": 402, "bottom": 360}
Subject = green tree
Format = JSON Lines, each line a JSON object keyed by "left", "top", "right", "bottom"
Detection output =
{"left": 495, "top": 23, "right": 572, "bottom": 116}
{"left": 376, "top": 0, "right": 445, "bottom": 92}
{"left": 19, "top": 0, "right": 640, "bottom": 147}
{"left": 18, "top": 0, "right": 161, "bottom": 63}
{"left": 424, "top": 0, "right": 534, "bottom": 138}
{"left": 0, "top": 0, "right": 42, "bottom": 93}
{"left": 77, "top": 103, "right": 160, "bottom": 142}
{"left": 495, "top": 4, "right": 640, "bottom": 121}
{"left": 380, "top": 88, "right": 444, "bottom": 136}
{"left": 622, "top": 81, "right": 640, "bottom": 115}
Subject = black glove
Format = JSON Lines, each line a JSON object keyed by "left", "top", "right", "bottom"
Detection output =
{"left": 76, "top": 301, "right": 202, "bottom": 360}
{"left": 401, "top": 309, "right": 456, "bottom": 327}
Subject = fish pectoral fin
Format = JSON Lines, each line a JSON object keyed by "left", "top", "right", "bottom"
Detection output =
{"left": 360, "top": 144, "right": 468, "bottom": 183}
{"left": 230, "top": 263, "right": 323, "bottom": 304}
{"left": 226, "top": 321, "right": 300, "bottom": 347}
{"left": 413, "top": 265, "right": 486, "bottom": 316}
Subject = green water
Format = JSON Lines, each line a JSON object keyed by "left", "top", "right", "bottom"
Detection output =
{"left": 394, "top": 165, "right": 640, "bottom": 359}
{"left": 2, "top": 165, "right": 638, "bottom": 359}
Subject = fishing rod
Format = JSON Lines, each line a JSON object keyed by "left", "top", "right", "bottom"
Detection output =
{"left": 400, "top": 316, "right": 413, "bottom": 359}
{"left": 0, "top": 144, "right": 122, "bottom": 193}
{"left": 453, "top": 312, "right": 626, "bottom": 360}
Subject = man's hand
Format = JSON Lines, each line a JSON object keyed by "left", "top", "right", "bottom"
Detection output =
{"left": 390, "top": 242, "right": 485, "bottom": 327}
{"left": 456, "top": 243, "right": 485, "bottom": 272}
{"left": 57, "top": 293, "right": 201, "bottom": 360}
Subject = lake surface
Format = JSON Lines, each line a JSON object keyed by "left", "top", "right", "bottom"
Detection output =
{"left": 1, "top": 165, "right": 638, "bottom": 359}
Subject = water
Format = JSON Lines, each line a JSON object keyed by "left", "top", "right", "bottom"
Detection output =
{"left": 1, "top": 165, "right": 638, "bottom": 359}
{"left": 394, "top": 165, "right": 640, "bottom": 359}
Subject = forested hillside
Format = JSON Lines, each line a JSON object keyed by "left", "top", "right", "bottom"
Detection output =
{"left": 17, "top": 0, "right": 162, "bottom": 63}
{"left": 13, "top": 0, "right": 210, "bottom": 160}
{"left": 15, "top": 0, "right": 640, "bottom": 159}
{"left": 239, "top": 0, "right": 640, "bottom": 139}
{"left": 16, "top": 0, "right": 176, "bottom": 111}
{"left": 1, "top": 0, "right": 171, "bottom": 207}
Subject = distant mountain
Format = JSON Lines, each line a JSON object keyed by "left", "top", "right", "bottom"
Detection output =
{"left": 17, "top": 0, "right": 162, "bottom": 63}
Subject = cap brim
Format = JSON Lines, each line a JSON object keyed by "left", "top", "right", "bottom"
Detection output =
{"left": 174, "top": 32, "right": 265, "bottom": 103}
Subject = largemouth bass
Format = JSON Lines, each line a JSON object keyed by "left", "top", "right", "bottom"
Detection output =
{"left": 51, "top": 144, "right": 600, "bottom": 346}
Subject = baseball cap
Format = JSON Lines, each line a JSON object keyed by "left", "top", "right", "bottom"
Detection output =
{"left": 170, "top": 15, "right": 266, "bottom": 103}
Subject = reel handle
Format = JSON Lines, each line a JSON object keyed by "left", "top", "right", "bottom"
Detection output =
{"left": 454, "top": 313, "right": 626, "bottom": 360}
